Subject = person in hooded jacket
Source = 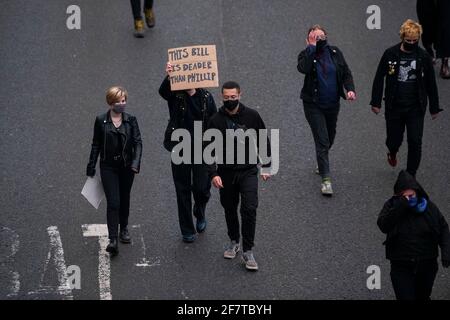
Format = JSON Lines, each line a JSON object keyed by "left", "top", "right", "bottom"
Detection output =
{"left": 377, "top": 170, "right": 450, "bottom": 300}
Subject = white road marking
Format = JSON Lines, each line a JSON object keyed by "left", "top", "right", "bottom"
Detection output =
{"left": 6, "top": 272, "right": 20, "bottom": 298}
{"left": 132, "top": 225, "right": 161, "bottom": 268}
{"left": 82, "top": 224, "right": 111, "bottom": 300}
{"left": 28, "top": 226, "right": 73, "bottom": 299}
{"left": 0, "top": 227, "right": 21, "bottom": 298}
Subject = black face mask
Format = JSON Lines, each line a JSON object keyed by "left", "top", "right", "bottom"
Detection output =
{"left": 403, "top": 41, "right": 418, "bottom": 52}
{"left": 316, "top": 39, "right": 327, "bottom": 51}
{"left": 224, "top": 100, "right": 239, "bottom": 111}
{"left": 112, "top": 103, "right": 126, "bottom": 114}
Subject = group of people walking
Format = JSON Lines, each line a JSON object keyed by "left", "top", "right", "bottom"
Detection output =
{"left": 86, "top": 15, "right": 449, "bottom": 297}
{"left": 297, "top": 20, "right": 442, "bottom": 196}
{"left": 86, "top": 59, "right": 271, "bottom": 271}
{"left": 296, "top": 19, "right": 449, "bottom": 300}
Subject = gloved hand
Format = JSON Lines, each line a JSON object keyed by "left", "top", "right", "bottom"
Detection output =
{"left": 397, "top": 196, "right": 410, "bottom": 209}
{"left": 86, "top": 167, "right": 96, "bottom": 178}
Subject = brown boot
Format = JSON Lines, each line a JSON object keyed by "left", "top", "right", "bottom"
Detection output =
{"left": 440, "top": 58, "right": 450, "bottom": 79}
{"left": 134, "top": 19, "right": 145, "bottom": 38}
{"left": 144, "top": 8, "right": 155, "bottom": 28}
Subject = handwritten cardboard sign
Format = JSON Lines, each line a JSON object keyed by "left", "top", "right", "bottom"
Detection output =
{"left": 168, "top": 45, "right": 219, "bottom": 90}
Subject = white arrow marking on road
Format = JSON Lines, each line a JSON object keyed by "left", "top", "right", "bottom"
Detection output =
{"left": 28, "top": 226, "right": 73, "bottom": 299}
{"left": 82, "top": 224, "right": 111, "bottom": 300}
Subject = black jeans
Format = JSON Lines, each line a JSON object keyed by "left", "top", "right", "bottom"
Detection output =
{"left": 390, "top": 259, "right": 438, "bottom": 300}
{"left": 385, "top": 109, "right": 425, "bottom": 176}
{"left": 130, "top": 0, "right": 154, "bottom": 20}
{"left": 303, "top": 102, "right": 340, "bottom": 179}
{"left": 171, "top": 163, "right": 211, "bottom": 237}
{"left": 219, "top": 167, "right": 258, "bottom": 252}
{"left": 100, "top": 164, "right": 135, "bottom": 240}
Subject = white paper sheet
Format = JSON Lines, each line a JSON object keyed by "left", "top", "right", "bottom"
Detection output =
{"left": 81, "top": 175, "right": 105, "bottom": 209}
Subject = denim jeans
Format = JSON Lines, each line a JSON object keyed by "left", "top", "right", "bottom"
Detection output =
{"left": 303, "top": 102, "right": 340, "bottom": 179}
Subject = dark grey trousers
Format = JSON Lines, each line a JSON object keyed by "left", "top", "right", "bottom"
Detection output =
{"left": 303, "top": 102, "right": 340, "bottom": 179}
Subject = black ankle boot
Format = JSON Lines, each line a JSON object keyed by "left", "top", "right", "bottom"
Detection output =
{"left": 119, "top": 228, "right": 131, "bottom": 244}
{"left": 106, "top": 239, "right": 119, "bottom": 255}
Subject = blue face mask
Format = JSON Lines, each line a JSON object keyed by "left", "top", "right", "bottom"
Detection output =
{"left": 407, "top": 196, "right": 418, "bottom": 207}
{"left": 415, "top": 198, "right": 428, "bottom": 213}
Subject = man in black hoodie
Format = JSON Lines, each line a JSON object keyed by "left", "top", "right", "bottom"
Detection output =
{"left": 377, "top": 170, "right": 450, "bottom": 300}
{"left": 206, "top": 81, "right": 272, "bottom": 271}
{"left": 371, "top": 19, "right": 442, "bottom": 177}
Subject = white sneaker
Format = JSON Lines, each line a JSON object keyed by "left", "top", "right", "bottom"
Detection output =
{"left": 242, "top": 251, "right": 258, "bottom": 271}
{"left": 321, "top": 180, "right": 333, "bottom": 196}
{"left": 224, "top": 241, "right": 240, "bottom": 259}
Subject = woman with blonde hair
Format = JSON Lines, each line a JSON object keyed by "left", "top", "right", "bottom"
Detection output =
{"left": 370, "top": 19, "right": 442, "bottom": 177}
{"left": 86, "top": 86, "right": 142, "bottom": 255}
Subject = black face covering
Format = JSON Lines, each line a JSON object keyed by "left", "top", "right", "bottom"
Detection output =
{"left": 403, "top": 41, "right": 418, "bottom": 52}
{"left": 316, "top": 39, "right": 327, "bottom": 51}
{"left": 112, "top": 103, "right": 126, "bottom": 114}
{"left": 224, "top": 99, "right": 239, "bottom": 111}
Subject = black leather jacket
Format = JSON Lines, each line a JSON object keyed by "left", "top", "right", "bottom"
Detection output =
{"left": 86, "top": 111, "right": 142, "bottom": 176}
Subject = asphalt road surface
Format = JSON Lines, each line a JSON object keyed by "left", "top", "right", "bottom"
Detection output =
{"left": 1, "top": 0, "right": 449, "bottom": 300}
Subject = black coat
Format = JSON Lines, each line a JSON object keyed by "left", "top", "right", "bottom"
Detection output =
{"left": 159, "top": 77, "right": 217, "bottom": 151}
{"left": 297, "top": 45, "right": 355, "bottom": 103}
{"left": 86, "top": 111, "right": 142, "bottom": 176}
{"left": 377, "top": 170, "right": 450, "bottom": 265}
{"left": 205, "top": 104, "right": 271, "bottom": 179}
{"left": 370, "top": 43, "right": 442, "bottom": 114}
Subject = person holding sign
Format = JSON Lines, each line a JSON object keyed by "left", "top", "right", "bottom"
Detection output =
{"left": 159, "top": 62, "right": 217, "bottom": 243}
{"left": 206, "top": 81, "right": 272, "bottom": 271}
{"left": 297, "top": 25, "right": 356, "bottom": 196}
{"left": 86, "top": 86, "right": 142, "bottom": 255}
{"left": 130, "top": 0, "right": 155, "bottom": 38}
